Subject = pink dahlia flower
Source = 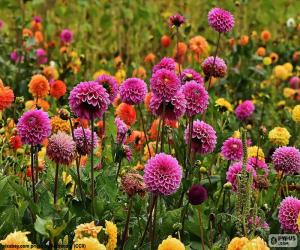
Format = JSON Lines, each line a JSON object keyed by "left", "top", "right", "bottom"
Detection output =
{"left": 60, "top": 29, "right": 73, "bottom": 43}
{"left": 169, "top": 13, "right": 185, "bottom": 27}
{"left": 235, "top": 100, "right": 255, "bottom": 120}
{"left": 278, "top": 196, "right": 300, "bottom": 233}
{"left": 143, "top": 153, "right": 182, "bottom": 196}
{"left": 208, "top": 7, "right": 234, "bottom": 33}
{"left": 180, "top": 68, "right": 204, "bottom": 85}
{"left": 247, "top": 157, "right": 269, "bottom": 176}
{"left": 272, "top": 146, "right": 300, "bottom": 174}
{"left": 202, "top": 56, "right": 227, "bottom": 78}
{"left": 95, "top": 74, "right": 118, "bottom": 103}
{"left": 119, "top": 77, "right": 147, "bottom": 105}
{"left": 221, "top": 137, "right": 243, "bottom": 161}
{"left": 115, "top": 117, "right": 128, "bottom": 144}
{"left": 74, "top": 127, "right": 98, "bottom": 155}
{"left": 17, "top": 109, "right": 51, "bottom": 145}
{"left": 152, "top": 57, "right": 176, "bottom": 74}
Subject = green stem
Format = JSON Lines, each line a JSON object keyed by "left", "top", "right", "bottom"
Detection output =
{"left": 54, "top": 163, "right": 59, "bottom": 205}
{"left": 30, "top": 146, "right": 37, "bottom": 202}
{"left": 90, "top": 114, "right": 95, "bottom": 217}
{"left": 197, "top": 206, "right": 206, "bottom": 250}
{"left": 138, "top": 105, "right": 151, "bottom": 157}
{"left": 121, "top": 196, "right": 133, "bottom": 249}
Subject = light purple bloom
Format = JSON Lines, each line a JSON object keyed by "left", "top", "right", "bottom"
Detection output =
{"left": 74, "top": 127, "right": 98, "bottom": 155}
{"left": 115, "top": 117, "right": 128, "bottom": 144}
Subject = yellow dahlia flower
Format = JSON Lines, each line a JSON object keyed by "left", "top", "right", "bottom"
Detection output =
{"left": 292, "top": 105, "right": 300, "bottom": 123}
{"left": 74, "top": 221, "right": 102, "bottom": 240}
{"left": 241, "top": 237, "right": 269, "bottom": 250}
{"left": 283, "top": 88, "right": 296, "bottom": 98}
{"left": 51, "top": 116, "right": 70, "bottom": 134}
{"left": 0, "top": 231, "right": 39, "bottom": 250}
{"left": 215, "top": 98, "right": 233, "bottom": 111}
{"left": 268, "top": 127, "right": 290, "bottom": 146}
{"left": 72, "top": 237, "right": 106, "bottom": 250}
{"left": 263, "top": 57, "right": 272, "bottom": 66}
{"left": 227, "top": 237, "right": 249, "bottom": 250}
{"left": 283, "top": 62, "right": 293, "bottom": 73}
{"left": 273, "top": 65, "right": 289, "bottom": 80}
{"left": 247, "top": 146, "right": 265, "bottom": 160}
{"left": 232, "top": 130, "right": 241, "bottom": 138}
{"left": 105, "top": 220, "right": 117, "bottom": 250}
{"left": 158, "top": 236, "right": 185, "bottom": 250}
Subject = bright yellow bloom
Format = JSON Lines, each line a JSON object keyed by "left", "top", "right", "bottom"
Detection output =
{"left": 115, "top": 69, "right": 126, "bottom": 84}
{"left": 232, "top": 130, "right": 241, "bottom": 139}
{"left": 292, "top": 105, "right": 300, "bottom": 123}
{"left": 215, "top": 98, "right": 233, "bottom": 111}
{"left": 158, "top": 236, "right": 185, "bottom": 250}
{"left": 273, "top": 65, "right": 289, "bottom": 80}
{"left": 51, "top": 116, "right": 70, "bottom": 134}
{"left": 263, "top": 57, "right": 272, "bottom": 65}
{"left": 277, "top": 100, "right": 286, "bottom": 107}
{"left": 0, "top": 231, "right": 40, "bottom": 250}
{"left": 93, "top": 70, "right": 110, "bottom": 80}
{"left": 74, "top": 221, "right": 102, "bottom": 240}
{"left": 297, "top": 212, "right": 300, "bottom": 231}
{"left": 268, "top": 127, "right": 290, "bottom": 146}
{"left": 241, "top": 237, "right": 269, "bottom": 250}
{"left": 283, "top": 88, "right": 296, "bottom": 98}
{"left": 283, "top": 62, "right": 293, "bottom": 73}
{"left": 72, "top": 237, "right": 106, "bottom": 250}
{"left": 227, "top": 237, "right": 249, "bottom": 250}
{"left": 247, "top": 146, "right": 265, "bottom": 160}
{"left": 105, "top": 220, "right": 117, "bottom": 250}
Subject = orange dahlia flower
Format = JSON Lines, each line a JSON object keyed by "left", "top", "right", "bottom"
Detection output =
{"left": 50, "top": 80, "right": 67, "bottom": 99}
{"left": 127, "top": 130, "right": 145, "bottom": 150}
{"left": 115, "top": 103, "right": 136, "bottom": 126}
{"left": 144, "top": 92, "right": 152, "bottom": 112}
{"left": 189, "top": 36, "right": 209, "bottom": 56}
{"left": 28, "top": 74, "right": 49, "bottom": 99}
{"left": 260, "top": 30, "right": 271, "bottom": 42}
{"left": 34, "top": 31, "right": 43, "bottom": 44}
{"left": 256, "top": 47, "right": 266, "bottom": 57}
{"left": 0, "top": 80, "right": 14, "bottom": 111}
{"left": 144, "top": 53, "right": 156, "bottom": 64}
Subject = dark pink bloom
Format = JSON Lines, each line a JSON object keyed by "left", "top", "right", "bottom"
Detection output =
{"left": 208, "top": 7, "right": 234, "bottom": 33}
{"left": 180, "top": 68, "right": 204, "bottom": 85}
{"left": 60, "top": 29, "right": 73, "bottom": 43}
{"left": 74, "top": 127, "right": 98, "bottom": 155}
{"left": 202, "top": 56, "right": 227, "bottom": 78}
{"left": 152, "top": 57, "right": 176, "bottom": 74}
{"left": 221, "top": 137, "right": 243, "bottom": 161}
{"left": 169, "top": 13, "right": 185, "bottom": 27}
{"left": 119, "top": 78, "right": 147, "bottom": 105}
{"left": 278, "top": 196, "right": 300, "bottom": 233}
{"left": 95, "top": 74, "right": 118, "bottom": 103}
{"left": 188, "top": 184, "right": 208, "bottom": 205}
{"left": 272, "top": 146, "right": 300, "bottom": 174}
{"left": 235, "top": 100, "right": 255, "bottom": 120}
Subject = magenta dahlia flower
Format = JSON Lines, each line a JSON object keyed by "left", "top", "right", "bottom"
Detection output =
{"left": 221, "top": 137, "right": 243, "bottom": 161}
{"left": 182, "top": 81, "right": 209, "bottom": 116}
{"left": 150, "top": 69, "right": 180, "bottom": 102}
{"left": 247, "top": 157, "right": 269, "bottom": 176}
{"left": 60, "top": 29, "right": 73, "bottom": 43}
{"left": 188, "top": 184, "right": 208, "bottom": 205}
{"left": 278, "top": 196, "right": 300, "bottom": 233}
{"left": 289, "top": 76, "right": 300, "bottom": 89}
{"left": 169, "top": 13, "right": 185, "bottom": 27}
{"left": 208, "top": 7, "right": 234, "bottom": 33}
{"left": 36, "top": 48, "right": 48, "bottom": 64}
{"left": 122, "top": 145, "right": 132, "bottom": 162}
{"left": 69, "top": 81, "right": 110, "bottom": 120}
{"left": 202, "top": 56, "right": 227, "bottom": 78}
{"left": 17, "top": 109, "right": 51, "bottom": 145}
{"left": 150, "top": 91, "right": 186, "bottom": 120}
{"left": 184, "top": 120, "right": 217, "bottom": 155}
{"left": 226, "top": 162, "right": 257, "bottom": 191}
{"left": 95, "top": 74, "right": 118, "bottom": 103}
{"left": 235, "top": 100, "right": 255, "bottom": 121}
{"left": 33, "top": 16, "right": 42, "bottom": 23}
{"left": 115, "top": 117, "right": 128, "bottom": 144}
{"left": 272, "top": 146, "right": 300, "bottom": 174}
{"left": 180, "top": 68, "right": 204, "bottom": 85}
{"left": 248, "top": 216, "right": 269, "bottom": 230}
{"left": 152, "top": 57, "right": 176, "bottom": 74}
{"left": 143, "top": 153, "right": 182, "bottom": 196}
{"left": 119, "top": 77, "right": 147, "bottom": 105}
{"left": 73, "top": 127, "right": 98, "bottom": 155}
{"left": 46, "top": 132, "right": 76, "bottom": 165}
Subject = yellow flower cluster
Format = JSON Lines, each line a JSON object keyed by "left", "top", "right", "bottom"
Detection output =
{"left": 158, "top": 236, "right": 185, "bottom": 250}
{"left": 0, "top": 231, "right": 40, "bottom": 250}
{"left": 268, "top": 127, "right": 290, "bottom": 146}
{"left": 227, "top": 237, "right": 269, "bottom": 250}
{"left": 74, "top": 221, "right": 102, "bottom": 240}
{"left": 51, "top": 116, "right": 70, "bottom": 134}
{"left": 105, "top": 220, "right": 117, "bottom": 250}
{"left": 215, "top": 98, "right": 233, "bottom": 111}
{"left": 273, "top": 63, "right": 292, "bottom": 80}
{"left": 247, "top": 146, "right": 265, "bottom": 160}
{"left": 292, "top": 105, "right": 300, "bottom": 123}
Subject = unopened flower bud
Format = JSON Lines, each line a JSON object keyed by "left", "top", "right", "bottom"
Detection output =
{"left": 200, "top": 166, "right": 207, "bottom": 174}
{"left": 59, "top": 109, "right": 70, "bottom": 120}
{"left": 224, "top": 182, "right": 232, "bottom": 190}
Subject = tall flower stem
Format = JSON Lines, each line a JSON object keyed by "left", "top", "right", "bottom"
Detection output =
{"left": 150, "top": 196, "right": 158, "bottom": 250}
{"left": 186, "top": 116, "right": 194, "bottom": 167}
{"left": 53, "top": 163, "right": 59, "bottom": 205}
{"left": 115, "top": 158, "right": 123, "bottom": 181}
{"left": 121, "top": 196, "right": 133, "bottom": 250}
{"left": 269, "top": 172, "right": 284, "bottom": 216}
{"left": 197, "top": 206, "right": 206, "bottom": 250}
{"left": 35, "top": 146, "right": 39, "bottom": 183}
{"left": 160, "top": 102, "right": 167, "bottom": 152}
{"left": 90, "top": 114, "right": 95, "bottom": 217}
{"left": 155, "top": 118, "right": 162, "bottom": 154}
{"left": 138, "top": 105, "right": 151, "bottom": 156}
{"left": 176, "top": 27, "right": 182, "bottom": 77}
{"left": 207, "top": 32, "right": 221, "bottom": 90}
{"left": 30, "top": 146, "right": 37, "bottom": 202}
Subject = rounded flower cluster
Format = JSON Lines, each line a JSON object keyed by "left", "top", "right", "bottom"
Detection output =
{"left": 182, "top": 81, "right": 209, "bottom": 116}
{"left": 60, "top": 28, "right": 73, "bottom": 43}
{"left": 290, "top": 76, "right": 300, "bottom": 89}
{"left": 242, "top": 237, "right": 270, "bottom": 250}
{"left": 208, "top": 7, "right": 235, "bottom": 33}
{"left": 95, "top": 74, "right": 118, "bottom": 103}
{"left": 119, "top": 78, "right": 147, "bottom": 105}
{"left": 169, "top": 13, "right": 185, "bottom": 27}
{"left": 272, "top": 146, "right": 300, "bottom": 174}
{"left": 46, "top": 132, "right": 76, "bottom": 165}
{"left": 189, "top": 36, "right": 209, "bottom": 57}
{"left": 268, "top": 127, "right": 290, "bottom": 146}
{"left": 180, "top": 68, "right": 204, "bottom": 85}
{"left": 188, "top": 184, "right": 208, "bottom": 205}
{"left": 69, "top": 81, "right": 110, "bottom": 120}
{"left": 51, "top": 116, "right": 70, "bottom": 134}
{"left": 202, "top": 56, "right": 227, "bottom": 78}
{"left": 150, "top": 69, "right": 180, "bottom": 102}
{"left": 227, "top": 237, "right": 249, "bottom": 250}
{"left": 184, "top": 120, "right": 217, "bottom": 155}
{"left": 158, "top": 236, "right": 185, "bottom": 250}
{"left": 215, "top": 98, "right": 233, "bottom": 112}
{"left": 0, "top": 231, "right": 38, "bottom": 250}
{"left": 278, "top": 196, "right": 300, "bottom": 233}
{"left": 150, "top": 90, "right": 186, "bottom": 120}
{"left": 121, "top": 171, "right": 146, "bottom": 197}
{"left": 115, "top": 103, "right": 136, "bottom": 126}
{"left": 235, "top": 100, "right": 255, "bottom": 120}
{"left": 221, "top": 137, "right": 243, "bottom": 161}
{"left": 0, "top": 80, "right": 14, "bottom": 111}
{"left": 105, "top": 220, "right": 117, "bottom": 250}
{"left": 28, "top": 74, "right": 49, "bottom": 99}
{"left": 50, "top": 80, "right": 66, "bottom": 99}
{"left": 143, "top": 153, "right": 182, "bottom": 196}
{"left": 292, "top": 105, "right": 300, "bottom": 123}
{"left": 247, "top": 146, "right": 265, "bottom": 160}
{"left": 115, "top": 117, "right": 128, "bottom": 144}
{"left": 17, "top": 109, "right": 51, "bottom": 145}
{"left": 152, "top": 57, "right": 176, "bottom": 74}
{"left": 74, "top": 127, "right": 98, "bottom": 155}
{"left": 74, "top": 221, "right": 102, "bottom": 240}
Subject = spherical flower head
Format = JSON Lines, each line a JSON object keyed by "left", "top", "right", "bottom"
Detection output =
{"left": 227, "top": 237, "right": 249, "bottom": 250}
{"left": 115, "top": 117, "right": 128, "bottom": 144}
{"left": 221, "top": 137, "right": 243, "bottom": 161}
{"left": 292, "top": 105, "right": 300, "bottom": 123}
{"left": 105, "top": 220, "right": 117, "bottom": 250}
{"left": 72, "top": 237, "right": 106, "bottom": 250}
{"left": 169, "top": 13, "right": 185, "bottom": 28}
{"left": 17, "top": 109, "right": 51, "bottom": 145}
{"left": 60, "top": 29, "right": 73, "bottom": 43}
{"left": 150, "top": 69, "right": 180, "bottom": 102}
{"left": 247, "top": 157, "right": 269, "bottom": 176}
{"left": 235, "top": 100, "right": 255, "bottom": 120}
{"left": 247, "top": 146, "right": 265, "bottom": 160}
{"left": 180, "top": 68, "right": 204, "bottom": 85}
{"left": 144, "top": 153, "right": 182, "bottom": 196}
{"left": 0, "top": 80, "right": 14, "bottom": 111}
{"left": 119, "top": 77, "right": 147, "bottom": 105}
{"left": 272, "top": 146, "right": 300, "bottom": 174}
{"left": 278, "top": 196, "right": 300, "bottom": 233}
{"left": 115, "top": 103, "right": 136, "bottom": 126}
{"left": 74, "top": 127, "right": 98, "bottom": 155}
{"left": 208, "top": 7, "right": 234, "bottom": 33}
{"left": 226, "top": 162, "right": 257, "bottom": 191}
{"left": 289, "top": 76, "right": 300, "bottom": 89}
{"left": 268, "top": 127, "right": 291, "bottom": 146}
{"left": 158, "top": 236, "right": 185, "bottom": 250}
{"left": 150, "top": 91, "right": 186, "bottom": 120}
{"left": 69, "top": 81, "right": 110, "bottom": 120}
{"left": 189, "top": 36, "right": 209, "bottom": 57}
{"left": 184, "top": 120, "right": 217, "bottom": 155}
{"left": 188, "top": 184, "right": 208, "bottom": 205}
{"left": 152, "top": 57, "right": 176, "bottom": 74}
{"left": 202, "top": 56, "right": 227, "bottom": 78}
{"left": 50, "top": 80, "right": 66, "bottom": 99}
{"left": 47, "top": 132, "right": 76, "bottom": 165}
{"left": 95, "top": 74, "right": 119, "bottom": 103}
{"left": 182, "top": 81, "right": 209, "bottom": 116}
{"left": 28, "top": 74, "right": 50, "bottom": 99}
{"left": 121, "top": 171, "right": 146, "bottom": 197}
{"left": 242, "top": 237, "right": 270, "bottom": 250}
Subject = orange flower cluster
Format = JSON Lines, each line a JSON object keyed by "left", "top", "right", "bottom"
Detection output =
{"left": 28, "top": 74, "right": 49, "bottom": 99}
{"left": 0, "top": 79, "right": 14, "bottom": 111}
